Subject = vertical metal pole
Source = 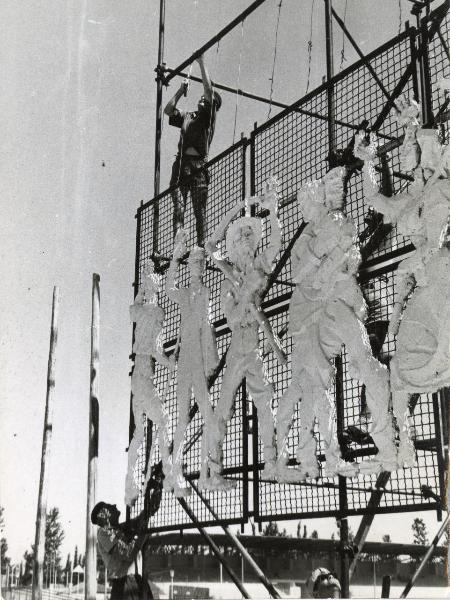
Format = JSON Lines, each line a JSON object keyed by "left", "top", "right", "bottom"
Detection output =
{"left": 153, "top": 0, "right": 166, "bottom": 253}
{"left": 335, "top": 354, "right": 350, "bottom": 599}
{"left": 432, "top": 393, "right": 445, "bottom": 520}
{"left": 324, "top": 0, "right": 336, "bottom": 156}
{"left": 85, "top": 274, "right": 100, "bottom": 600}
{"left": 32, "top": 287, "right": 60, "bottom": 600}
{"left": 242, "top": 379, "right": 249, "bottom": 522}
{"left": 381, "top": 574, "right": 391, "bottom": 598}
{"left": 419, "top": 15, "right": 433, "bottom": 124}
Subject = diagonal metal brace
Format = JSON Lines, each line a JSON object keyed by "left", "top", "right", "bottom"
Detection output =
{"left": 176, "top": 496, "right": 252, "bottom": 599}
{"left": 349, "top": 470, "right": 392, "bottom": 580}
{"left": 189, "top": 481, "right": 282, "bottom": 599}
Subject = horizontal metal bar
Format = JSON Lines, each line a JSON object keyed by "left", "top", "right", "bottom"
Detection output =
{"left": 165, "top": 68, "right": 397, "bottom": 141}
{"left": 146, "top": 532, "right": 446, "bottom": 557}
{"left": 163, "top": 0, "right": 269, "bottom": 84}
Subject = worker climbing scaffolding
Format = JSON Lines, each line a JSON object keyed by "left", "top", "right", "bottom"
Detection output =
{"left": 164, "top": 54, "right": 222, "bottom": 247}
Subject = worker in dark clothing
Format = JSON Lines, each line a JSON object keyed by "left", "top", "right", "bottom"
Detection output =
{"left": 164, "top": 54, "right": 222, "bottom": 247}
{"left": 91, "top": 466, "right": 163, "bottom": 599}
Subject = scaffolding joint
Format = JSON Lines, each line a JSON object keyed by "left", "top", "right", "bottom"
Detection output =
{"left": 155, "top": 63, "right": 169, "bottom": 86}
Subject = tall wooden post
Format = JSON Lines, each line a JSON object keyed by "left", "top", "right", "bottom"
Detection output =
{"left": 32, "top": 287, "right": 60, "bottom": 600}
{"left": 85, "top": 274, "right": 100, "bottom": 600}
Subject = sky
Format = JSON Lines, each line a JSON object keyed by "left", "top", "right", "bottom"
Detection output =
{"left": 0, "top": 0, "right": 445, "bottom": 565}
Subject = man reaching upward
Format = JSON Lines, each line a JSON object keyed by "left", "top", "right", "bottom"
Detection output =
{"left": 164, "top": 54, "right": 222, "bottom": 247}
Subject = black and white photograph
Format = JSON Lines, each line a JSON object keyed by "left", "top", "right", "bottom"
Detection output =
{"left": 1, "top": 1, "right": 449, "bottom": 598}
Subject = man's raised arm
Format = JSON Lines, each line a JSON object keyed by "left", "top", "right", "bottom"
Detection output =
{"left": 197, "top": 54, "right": 213, "bottom": 104}
{"left": 164, "top": 81, "right": 189, "bottom": 117}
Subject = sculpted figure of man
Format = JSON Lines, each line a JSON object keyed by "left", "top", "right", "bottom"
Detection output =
{"left": 276, "top": 167, "right": 397, "bottom": 481}
{"left": 166, "top": 231, "right": 220, "bottom": 495}
{"left": 355, "top": 97, "right": 450, "bottom": 466}
{"left": 206, "top": 178, "right": 286, "bottom": 487}
{"left": 125, "top": 262, "right": 174, "bottom": 507}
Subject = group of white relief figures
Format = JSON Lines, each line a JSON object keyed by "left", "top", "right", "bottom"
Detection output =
{"left": 124, "top": 95, "right": 450, "bottom": 505}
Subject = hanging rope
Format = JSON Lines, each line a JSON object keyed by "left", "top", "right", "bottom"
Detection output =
{"left": 339, "top": 0, "right": 348, "bottom": 71}
{"left": 305, "top": 0, "right": 316, "bottom": 94}
{"left": 233, "top": 21, "right": 245, "bottom": 144}
{"left": 398, "top": 0, "right": 403, "bottom": 35}
{"left": 267, "top": 0, "right": 284, "bottom": 119}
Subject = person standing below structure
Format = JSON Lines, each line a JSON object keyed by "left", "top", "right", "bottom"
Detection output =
{"left": 164, "top": 53, "right": 222, "bottom": 247}
{"left": 125, "top": 261, "right": 174, "bottom": 507}
{"left": 276, "top": 167, "right": 398, "bottom": 482}
{"left": 92, "top": 470, "right": 162, "bottom": 600}
{"left": 205, "top": 178, "right": 287, "bottom": 487}
{"left": 165, "top": 229, "right": 220, "bottom": 495}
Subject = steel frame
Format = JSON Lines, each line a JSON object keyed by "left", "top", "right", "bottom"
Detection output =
{"left": 131, "top": 1, "right": 450, "bottom": 596}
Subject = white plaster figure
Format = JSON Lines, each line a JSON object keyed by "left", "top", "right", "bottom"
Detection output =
{"left": 124, "top": 261, "right": 175, "bottom": 507}
{"left": 205, "top": 177, "right": 286, "bottom": 488}
{"left": 355, "top": 97, "right": 450, "bottom": 466}
{"left": 276, "top": 167, "right": 398, "bottom": 481}
{"left": 165, "top": 229, "right": 220, "bottom": 496}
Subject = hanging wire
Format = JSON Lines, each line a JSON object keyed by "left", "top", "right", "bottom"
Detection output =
{"left": 233, "top": 21, "right": 245, "bottom": 144}
{"left": 267, "top": 0, "right": 284, "bottom": 119}
{"left": 339, "top": 0, "right": 348, "bottom": 71}
{"left": 305, "top": 0, "right": 316, "bottom": 94}
{"left": 398, "top": 0, "right": 403, "bottom": 35}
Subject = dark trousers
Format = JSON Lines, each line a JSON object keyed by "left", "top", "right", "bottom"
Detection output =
{"left": 170, "top": 155, "right": 209, "bottom": 247}
{"left": 111, "top": 574, "right": 153, "bottom": 599}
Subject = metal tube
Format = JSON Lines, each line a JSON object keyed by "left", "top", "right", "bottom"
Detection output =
{"left": 176, "top": 498, "right": 251, "bottom": 599}
{"left": 349, "top": 471, "right": 391, "bottom": 580}
{"left": 330, "top": 6, "right": 400, "bottom": 111}
{"left": 164, "top": 0, "right": 269, "bottom": 84}
{"left": 189, "top": 482, "right": 281, "bottom": 599}
{"left": 324, "top": 0, "right": 336, "bottom": 154}
{"left": 32, "top": 287, "right": 60, "bottom": 600}
{"left": 85, "top": 275, "right": 100, "bottom": 600}
{"left": 400, "top": 513, "right": 450, "bottom": 598}
{"left": 335, "top": 355, "right": 350, "bottom": 598}
{"left": 153, "top": 0, "right": 166, "bottom": 250}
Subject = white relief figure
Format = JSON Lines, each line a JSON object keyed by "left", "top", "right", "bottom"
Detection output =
{"left": 276, "top": 167, "right": 398, "bottom": 482}
{"left": 205, "top": 177, "right": 287, "bottom": 488}
{"left": 125, "top": 261, "right": 175, "bottom": 507}
{"left": 355, "top": 97, "right": 450, "bottom": 466}
{"left": 165, "top": 230, "right": 220, "bottom": 496}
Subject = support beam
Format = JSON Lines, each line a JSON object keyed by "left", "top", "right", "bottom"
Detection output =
{"left": 400, "top": 513, "right": 450, "bottom": 598}
{"left": 153, "top": 0, "right": 166, "bottom": 251}
{"left": 189, "top": 482, "right": 281, "bottom": 599}
{"left": 324, "top": 0, "right": 336, "bottom": 155}
{"left": 349, "top": 471, "right": 391, "bottom": 580}
{"left": 85, "top": 275, "right": 100, "bottom": 600}
{"left": 164, "top": 68, "right": 397, "bottom": 143}
{"left": 176, "top": 498, "right": 251, "bottom": 599}
{"left": 330, "top": 5, "right": 400, "bottom": 112}
{"left": 163, "top": 0, "right": 269, "bottom": 85}
{"left": 32, "top": 287, "right": 60, "bottom": 600}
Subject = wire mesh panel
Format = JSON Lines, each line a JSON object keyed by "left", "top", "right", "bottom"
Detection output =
{"left": 251, "top": 14, "right": 447, "bottom": 523}
{"left": 131, "top": 141, "right": 248, "bottom": 530}
{"left": 132, "top": 5, "right": 448, "bottom": 530}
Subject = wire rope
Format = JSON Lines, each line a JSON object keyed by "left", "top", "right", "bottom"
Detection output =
{"left": 339, "top": 0, "right": 348, "bottom": 71}
{"left": 267, "top": 0, "right": 284, "bottom": 119}
{"left": 305, "top": 0, "right": 316, "bottom": 94}
{"left": 398, "top": 0, "right": 403, "bottom": 35}
{"left": 233, "top": 20, "right": 245, "bottom": 144}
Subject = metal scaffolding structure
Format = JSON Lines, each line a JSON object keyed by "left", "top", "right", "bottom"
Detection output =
{"left": 129, "top": 1, "right": 449, "bottom": 597}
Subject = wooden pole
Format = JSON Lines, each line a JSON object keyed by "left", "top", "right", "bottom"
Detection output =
{"left": 32, "top": 287, "right": 60, "bottom": 600}
{"left": 85, "top": 274, "right": 100, "bottom": 600}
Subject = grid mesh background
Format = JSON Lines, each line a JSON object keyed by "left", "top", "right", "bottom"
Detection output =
{"left": 251, "top": 17, "right": 447, "bottom": 522}
{"left": 132, "top": 9, "right": 448, "bottom": 528}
